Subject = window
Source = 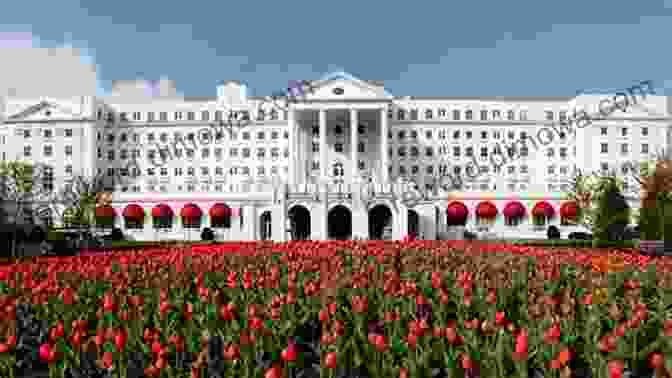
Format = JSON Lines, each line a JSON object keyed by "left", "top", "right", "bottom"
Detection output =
{"left": 466, "top": 131, "right": 472, "bottom": 139}
{"left": 201, "top": 111, "right": 210, "bottom": 121}
{"left": 492, "top": 110, "right": 501, "bottom": 119}
{"left": 453, "top": 110, "right": 460, "bottom": 120}
{"left": 466, "top": 147, "right": 473, "bottom": 157}
{"left": 480, "top": 147, "right": 488, "bottom": 157}
{"left": 242, "top": 148, "right": 250, "bottom": 158}
{"left": 548, "top": 166, "right": 555, "bottom": 174}
{"left": 519, "top": 111, "right": 527, "bottom": 120}
{"left": 507, "top": 110, "right": 515, "bottom": 120}
{"left": 202, "top": 148, "right": 210, "bottom": 159}
{"left": 545, "top": 111, "right": 554, "bottom": 121}
{"left": 132, "top": 112, "right": 141, "bottom": 121}
{"left": 453, "top": 147, "right": 460, "bottom": 157}
{"left": 559, "top": 147, "right": 567, "bottom": 158}
{"left": 425, "top": 147, "right": 433, "bottom": 157}
{"left": 147, "top": 112, "right": 154, "bottom": 121}
{"left": 601, "top": 143, "right": 608, "bottom": 153}
{"left": 505, "top": 214, "right": 523, "bottom": 226}
{"left": 410, "top": 146, "right": 419, "bottom": 157}
{"left": 465, "top": 110, "right": 473, "bottom": 120}
{"left": 159, "top": 112, "right": 168, "bottom": 121}
{"left": 257, "top": 131, "right": 265, "bottom": 140}
{"left": 174, "top": 168, "right": 183, "bottom": 176}
{"left": 642, "top": 127, "right": 648, "bottom": 136}
{"left": 410, "top": 109, "right": 418, "bottom": 120}
{"left": 312, "top": 143, "right": 319, "bottom": 152}
{"left": 621, "top": 127, "right": 627, "bottom": 137}
{"left": 601, "top": 162, "right": 609, "bottom": 171}
{"left": 23, "top": 130, "right": 31, "bottom": 138}
{"left": 559, "top": 111, "right": 567, "bottom": 122}
{"left": 43, "top": 145, "right": 53, "bottom": 157}
{"left": 65, "top": 165, "right": 73, "bottom": 175}
{"left": 187, "top": 167, "right": 195, "bottom": 176}
{"left": 425, "top": 130, "right": 432, "bottom": 139}
{"left": 160, "top": 168, "right": 168, "bottom": 176}
{"left": 398, "top": 147, "right": 406, "bottom": 157}
{"left": 508, "top": 131, "right": 515, "bottom": 139}
{"left": 453, "top": 130, "right": 460, "bottom": 139}
{"left": 425, "top": 109, "right": 433, "bottom": 119}
{"left": 621, "top": 144, "right": 628, "bottom": 154}
{"left": 358, "top": 142, "right": 365, "bottom": 153}
{"left": 187, "top": 112, "right": 195, "bottom": 121}
{"left": 42, "top": 167, "right": 54, "bottom": 192}
{"left": 358, "top": 125, "right": 366, "bottom": 134}
{"left": 257, "top": 148, "right": 265, "bottom": 159}
{"left": 147, "top": 168, "right": 155, "bottom": 176}
{"left": 201, "top": 167, "right": 209, "bottom": 176}
{"left": 481, "top": 131, "right": 487, "bottom": 139}
{"left": 242, "top": 132, "right": 251, "bottom": 140}
{"left": 397, "top": 110, "right": 405, "bottom": 120}
{"left": 642, "top": 144, "right": 649, "bottom": 153}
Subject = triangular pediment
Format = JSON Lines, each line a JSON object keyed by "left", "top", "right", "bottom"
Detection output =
{"left": 8, "top": 101, "right": 79, "bottom": 120}
{"left": 307, "top": 71, "right": 393, "bottom": 101}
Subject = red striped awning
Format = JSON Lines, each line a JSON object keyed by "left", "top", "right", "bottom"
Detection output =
{"left": 180, "top": 203, "right": 202, "bottom": 218}
{"left": 151, "top": 204, "right": 173, "bottom": 218}
{"left": 475, "top": 201, "right": 498, "bottom": 218}
{"left": 532, "top": 201, "right": 555, "bottom": 218}
{"left": 503, "top": 201, "right": 526, "bottom": 218}
{"left": 446, "top": 201, "right": 468, "bottom": 221}
{"left": 95, "top": 205, "right": 116, "bottom": 218}
{"left": 209, "top": 203, "right": 231, "bottom": 218}
{"left": 560, "top": 201, "right": 579, "bottom": 219}
{"left": 122, "top": 204, "right": 145, "bottom": 219}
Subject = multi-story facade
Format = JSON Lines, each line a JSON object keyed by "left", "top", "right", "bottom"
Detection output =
{"left": 1, "top": 71, "right": 670, "bottom": 241}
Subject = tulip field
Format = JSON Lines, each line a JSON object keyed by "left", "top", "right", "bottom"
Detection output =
{"left": 2, "top": 240, "right": 672, "bottom": 378}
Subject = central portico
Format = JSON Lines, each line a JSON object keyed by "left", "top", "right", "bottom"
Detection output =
{"left": 286, "top": 71, "right": 394, "bottom": 186}
{"left": 280, "top": 72, "right": 404, "bottom": 240}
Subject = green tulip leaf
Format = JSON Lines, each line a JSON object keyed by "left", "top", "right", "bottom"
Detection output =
{"left": 206, "top": 304, "right": 217, "bottom": 321}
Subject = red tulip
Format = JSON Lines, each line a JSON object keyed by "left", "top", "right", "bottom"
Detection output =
{"left": 649, "top": 352, "right": 664, "bottom": 369}
{"left": 265, "top": 366, "right": 283, "bottom": 378}
{"left": 102, "top": 294, "right": 116, "bottom": 313}
{"left": 281, "top": 342, "right": 298, "bottom": 362}
{"left": 39, "top": 343, "right": 53, "bottom": 362}
{"left": 461, "top": 354, "right": 474, "bottom": 370}
{"left": 325, "top": 352, "right": 337, "bottom": 369}
{"left": 114, "top": 329, "right": 127, "bottom": 352}
{"left": 144, "top": 366, "right": 160, "bottom": 377}
{"left": 102, "top": 351, "right": 114, "bottom": 369}
{"left": 495, "top": 311, "right": 506, "bottom": 326}
{"left": 399, "top": 367, "right": 409, "bottom": 378}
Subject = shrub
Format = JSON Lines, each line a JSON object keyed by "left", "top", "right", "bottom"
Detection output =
{"left": 201, "top": 227, "right": 215, "bottom": 241}
{"left": 547, "top": 225, "right": 561, "bottom": 240}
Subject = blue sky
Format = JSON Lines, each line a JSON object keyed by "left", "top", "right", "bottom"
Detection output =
{"left": 2, "top": 0, "right": 672, "bottom": 98}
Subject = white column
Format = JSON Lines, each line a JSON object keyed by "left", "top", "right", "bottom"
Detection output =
{"left": 350, "top": 108, "right": 358, "bottom": 182}
{"left": 380, "top": 107, "right": 389, "bottom": 183}
{"left": 288, "top": 109, "right": 295, "bottom": 185}
{"left": 319, "top": 109, "right": 328, "bottom": 180}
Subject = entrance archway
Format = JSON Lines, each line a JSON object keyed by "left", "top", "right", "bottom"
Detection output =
{"left": 328, "top": 205, "right": 352, "bottom": 240}
{"left": 288, "top": 205, "right": 311, "bottom": 240}
{"left": 408, "top": 209, "right": 420, "bottom": 237}
{"left": 369, "top": 204, "right": 393, "bottom": 240}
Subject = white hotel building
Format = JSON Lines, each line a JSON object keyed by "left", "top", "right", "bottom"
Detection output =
{"left": 0, "top": 71, "right": 670, "bottom": 241}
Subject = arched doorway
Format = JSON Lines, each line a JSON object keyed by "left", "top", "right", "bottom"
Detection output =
{"left": 328, "top": 205, "right": 352, "bottom": 240}
{"left": 288, "top": 205, "right": 311, "bottom": 240}
{"left": 369, "top": 204, "right": 393, "bottom": 240}
{"left": 260, "top": 211, "right": 272, "bottom": 240}
{"left": 408, "top": 209, "right": 420, "bottom": 238}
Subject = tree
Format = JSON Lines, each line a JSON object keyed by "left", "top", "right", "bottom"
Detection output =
{"left": 43, "top": 172, "right": 114, "bottom": 229}
{"left": 632, "top": 148, "right": 672, "bottom": 240}
{"left": 592, "top": 176, "right": 631, "bottom": 242}
{"left": 0, "top": 161, "right": 52, "bottom": 258}
{"left": 564, "top": 167, "right": 631, "bottom": 235}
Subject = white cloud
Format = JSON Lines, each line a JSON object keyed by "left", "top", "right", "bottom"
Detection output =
{"left": 0, "top": 30, "right": 105, "bottom": 98}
